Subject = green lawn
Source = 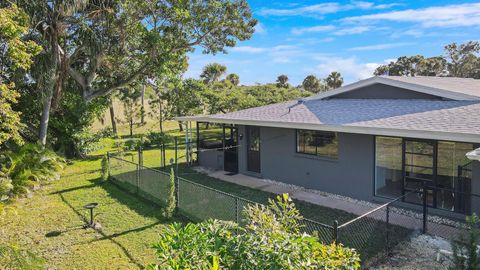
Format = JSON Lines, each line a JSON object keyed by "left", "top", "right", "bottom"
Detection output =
{"left": 0, "top": 158, "right": 184, "bottom": 269}
{"left": 0, "top": 121, "right": 411, "bottom": 268}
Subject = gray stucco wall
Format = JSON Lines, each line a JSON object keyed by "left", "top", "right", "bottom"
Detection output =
{"left": 198, "top": 125, "right": 480, "bottom": 215}
{"left": 238, "top": 126, "right": 375, "bottom": 201}
{"left": 331, "top": 84, "right": 444, "bottom": 100}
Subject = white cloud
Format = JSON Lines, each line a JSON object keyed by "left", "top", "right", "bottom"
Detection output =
{"left": 342, "top": 3, "right": 480, "bottom": 28}
{"left": 313, "top": 56, "right": 380, "bottom": 82}
{"left": 258, "top": 1, "right": 400, "bottom": 17}
{"left": 333, "top": 26, "right": 372, "bottom": 35}
{"left": 291, "top": 25, "right": 335, "bottom": 35}
{"left": 348, "top": 42, "right": 413, "bottom": 51}
{"left": 230, "top": 46, "right": 267, "bottom": 53}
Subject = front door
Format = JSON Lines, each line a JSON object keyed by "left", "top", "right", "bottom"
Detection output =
{"left": 223, "top": 126, "right": 238, "bottom": 173}
{"left": 246, "top": 126, "right": 261, "bottom": 173}
{"left": 403, "top": 139, "right": 436, "bottom": 206}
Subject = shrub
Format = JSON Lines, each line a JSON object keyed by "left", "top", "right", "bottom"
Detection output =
{"left": 146, "top": 132, "right": 171, "bottom": 146}
{"left": 71, "top": 129, "right": 112, "bottom": 158}
{"left": 123, "top": 139, "right": 142, "bottom": 151}
{"left": 451, "top": 214, "right": 480, "bottom": 270}
{"left": 101, "top": 155, "right": 109, "bottom": 181}
{"left": 151, "top": 194, "right": 360, "bottom": 269}
{"left": 0, "top": 172, "right": 13, "bottom": 201}
{"left": 162, "top": 166, "right": 176, "bottom": 219}
{"left": 0, "top": 143, "right": 64, "bottom": 198}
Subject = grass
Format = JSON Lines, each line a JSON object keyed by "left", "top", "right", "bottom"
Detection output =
{"left": 0, "top": 158, "right": 185, "bottom": 269}
{"left": 0, "top": 120, "right": 411, "bottom": 268}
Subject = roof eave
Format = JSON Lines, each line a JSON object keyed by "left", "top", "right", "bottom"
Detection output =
{"left": 178, "top": 117, "right": 480, "bottom": 143}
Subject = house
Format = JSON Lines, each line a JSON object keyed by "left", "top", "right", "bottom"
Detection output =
{"left": 177, "top": 76, "right": 480, "bottom": 218}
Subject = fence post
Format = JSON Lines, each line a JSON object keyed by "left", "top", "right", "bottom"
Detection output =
{"left": 423, "top": 184, "right": 427, "bottom": 234}
{"left": 235, "top": 197, "right": 240, "bottom": 224}
{"left": 174, "top": 137, "right": 178, "bottom": 173}
{"left": 386, "top": 203, "right": 390, "bottom": 255}
{"left": 162, "top": 144, "right": 166, "bottom": 169}
{"left": 106, "top": 151, "right": 110, "bottom": 178}
{"left": 138, "top": 147, "right": 143, "bottom": 168}
{"left": 136, "top": 164, "right": 140, "bottom": 195}
{"left": 333, "top": 220, "right": 338, "bottom": 243}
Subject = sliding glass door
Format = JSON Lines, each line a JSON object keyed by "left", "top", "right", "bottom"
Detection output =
{"left": 403, "top": 140, "right": 436, "bottom": 207}
{"left": 375, "top": 136, "right": 474, "bottom": 213}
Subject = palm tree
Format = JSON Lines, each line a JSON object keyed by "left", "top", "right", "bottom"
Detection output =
{"left": 325, "top": 71, "right": 343, "bottom": 89}
{"left": 200, "top": 63, "right": 227, "bottom": 84}
{"left": 276, "top": 74, "right": 289, "bottom": 88}
{"left": 226, "top": 73, "right": 240, "bottom": 86}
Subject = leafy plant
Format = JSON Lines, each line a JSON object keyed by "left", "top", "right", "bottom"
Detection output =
{"left": 450, "top": 214, "right": 480, "bottom": 270}
{"left": 162, "top": 166, "right": 176, "bottom": 219}
{"left": 0, "top": 143, "right": 63, "bottom": 198}
{"left": 151, "top": 194, "right": 360, "bottom": 269}
{"left": 101, "top": 155, "right": 109, "bottom": 181}
{"left": 146, "top": 132, "right": 172, "bottom": 147}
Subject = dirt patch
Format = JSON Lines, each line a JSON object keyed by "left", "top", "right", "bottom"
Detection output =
{"left": 370, "top": 233, "right": 452, "bottom": 269}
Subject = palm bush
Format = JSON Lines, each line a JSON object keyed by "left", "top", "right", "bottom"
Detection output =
{"left": 0, "top": 143, "right": 63, "bottom": 198}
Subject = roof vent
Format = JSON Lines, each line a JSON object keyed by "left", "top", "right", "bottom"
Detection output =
{"left": 288, "top": 98, "right": 305, "bottom": 113}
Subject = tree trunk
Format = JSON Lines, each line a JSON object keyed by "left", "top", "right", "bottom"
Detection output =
{"left": 178, "top": 122, "right": 183, "bottom": 132}
{"left": 39, "top": 30, "right": 60, "bottom": 146}
{"left": 129, "top": 117, "right": 133, "bottom": 137}
{"left": 39, "top": 89, "right": 53, "bottom": 146}
{"left": 159, "top": 100, "right": 163, "bottom": 134}
{"left": 109, "top": 101, "right": 117, "bottom": 135}
{"left": 141, "top": 85, "right": 145, "bottom": 125}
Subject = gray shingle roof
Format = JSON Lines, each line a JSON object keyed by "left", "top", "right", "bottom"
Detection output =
{"left": 312, "top": 76, "right": 480, "bottom": 101}
{"left": 384, "top": 76, "right": 480, "bottom": 98}
{"left": 178, "top": 76, "right": 480, "bottom": 142}
{"left": 210, "top": 99, "right": 480, "bottom": 135}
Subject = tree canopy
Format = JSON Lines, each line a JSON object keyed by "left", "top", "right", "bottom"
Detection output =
{"left": 374, "top": 41, "right": 479, "bottom": 78}
{"left": 200, "top": 63, "right": 228, "bottom": 84}
{"left": 0, "top": 4, "right": 41, "bottom": 146}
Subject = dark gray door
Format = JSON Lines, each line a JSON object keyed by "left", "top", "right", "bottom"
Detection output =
{"left": 247, "top": 126, "right": 261, "bottom": 173}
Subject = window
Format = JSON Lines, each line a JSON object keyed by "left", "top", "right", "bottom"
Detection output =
{"left": 296, "top": 130, "right": 338, "bottom": 158}
{"left": 375, "top": 137, "right": 403, "bottom": 198}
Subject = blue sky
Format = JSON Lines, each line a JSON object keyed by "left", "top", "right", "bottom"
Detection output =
{"left": 184, "top": 1, "right": 480, "bottom": 85}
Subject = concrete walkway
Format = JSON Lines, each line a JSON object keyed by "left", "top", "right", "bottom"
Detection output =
{"left": 202, "top": 168, "right": 462, "bottom": 240}
{"left": 207, "top": 170, "right": 378, "bottom": 216}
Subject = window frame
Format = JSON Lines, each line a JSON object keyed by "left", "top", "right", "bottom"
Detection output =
{"left": 295, "top": 129, "right": 339, "bottom": 159}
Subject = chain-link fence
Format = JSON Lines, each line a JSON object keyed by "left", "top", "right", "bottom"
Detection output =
{"left": 108, "top": 154, "right": 476, "bottom": 265}
{"left": 108, "top": 155, "right": 336, "bottom": 245}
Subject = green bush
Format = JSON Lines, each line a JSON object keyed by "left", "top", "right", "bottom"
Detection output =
{"left": 451, "top": 214, "right": 480, "bottom": 270}
{"left": 151, "top": 194, "right": 360, "bottom": 269}
{"left": 146, "top": 132, "right": 172, "bottom": 146}
{"left": 71, "top": 129, "right": 112, "bottom": 158}
{"left": 123, "top": 139, "right": 142, "bottom": 151}
{"left": 0, "top": 143, "right": 64, "bottom": 198}
{"left": 162, "top": 166, "right": 176, "bottom": 219}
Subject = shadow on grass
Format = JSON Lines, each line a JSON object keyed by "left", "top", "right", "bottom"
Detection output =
{"left": 54, "top": 176, "right": 186, "bottom": 269}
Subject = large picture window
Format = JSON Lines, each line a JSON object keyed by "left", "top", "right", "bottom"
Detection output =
{"left": 296, "top": 130, "right": 338, "bottom": 158}
{"left": 374, "top": 136, "right": 474, "bottom": 213}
